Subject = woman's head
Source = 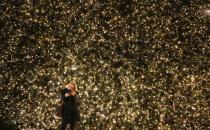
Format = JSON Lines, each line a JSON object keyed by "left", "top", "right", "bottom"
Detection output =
{"left": 69, "top": 82, "right": 77, "bottom": 91}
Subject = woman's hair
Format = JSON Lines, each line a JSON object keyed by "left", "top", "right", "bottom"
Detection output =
{"left": 70, "top": 82, "right": 77, "bottom": 91}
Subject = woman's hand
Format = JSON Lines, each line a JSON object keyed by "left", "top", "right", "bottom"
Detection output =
{"left": 65, "top": 93, "right": 70, "bottom": 97}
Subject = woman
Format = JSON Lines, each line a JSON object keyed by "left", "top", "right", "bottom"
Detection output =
{"left": 60, "top": 82, "right": 80, "bottom": 130}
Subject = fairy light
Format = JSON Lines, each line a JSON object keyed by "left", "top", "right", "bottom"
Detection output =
{"left": 1, "top": 0, "right": 210, "bottom": 130}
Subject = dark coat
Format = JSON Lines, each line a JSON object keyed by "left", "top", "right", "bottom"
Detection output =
{"left": 61, "top": 88, "right": 80, "bottom": 122}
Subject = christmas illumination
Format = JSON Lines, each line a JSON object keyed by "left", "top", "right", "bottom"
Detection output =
{"left": 0, "top": 0, "right": 210, "bottom": 129}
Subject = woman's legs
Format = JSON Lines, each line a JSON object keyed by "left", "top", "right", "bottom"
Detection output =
{"left": 70, "top": 121, "right": 77, "bottom": 130}
{"left": 60, "top": 119, "right": 78, "bottom": 130}
{"left": 60, "top": 119, "right": 68, "bottom": 130}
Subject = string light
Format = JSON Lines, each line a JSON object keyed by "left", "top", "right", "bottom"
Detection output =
{"left": 1, "top": 0, "right": 210, "bottom": 130}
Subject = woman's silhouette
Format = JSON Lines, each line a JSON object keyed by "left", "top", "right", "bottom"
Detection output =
{"left": 60, "top": 82, "right": 80, "bottom": 130}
